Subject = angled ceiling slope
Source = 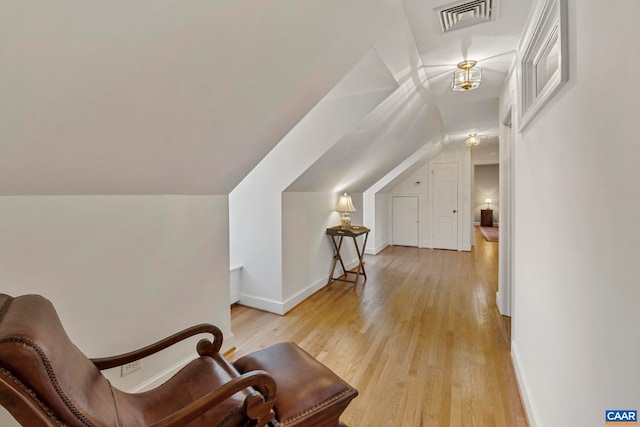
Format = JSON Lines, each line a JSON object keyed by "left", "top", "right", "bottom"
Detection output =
{"left": 233, "top": 49, "right": 399, "bottom": 197}
{"left": 0, "top": 1, "right": 410, "bottom": 195}
{"left": 287, "top": 1, "right": 448, "bottom": 194}
{"left": 286, "top": 71, "right": 445, "bottom": 193}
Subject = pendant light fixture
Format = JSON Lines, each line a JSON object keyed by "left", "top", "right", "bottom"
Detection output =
{"left": 452, "top": 60, "right": 482, "bottom": 91}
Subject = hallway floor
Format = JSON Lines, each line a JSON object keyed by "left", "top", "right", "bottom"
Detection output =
{"left": 229, "top": 228, "right": 527, "bottom": 426}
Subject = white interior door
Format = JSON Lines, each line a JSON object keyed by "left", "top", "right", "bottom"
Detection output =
{"left": 432, "top": 162, "right": 458, "bottom": 250}
{"left": 392, "top": 196, "right": 418, "bottom": 247}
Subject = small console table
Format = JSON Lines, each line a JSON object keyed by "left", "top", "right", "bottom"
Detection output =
{"left": 326, "top": 225, "right": 370, "bottom": 290}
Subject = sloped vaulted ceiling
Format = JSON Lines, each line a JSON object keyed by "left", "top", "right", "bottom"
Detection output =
{"left": 1, "top": 0, "right": 531, "bottom": 195}
{"left": 1, "top": 1, "right": 411, "bottom": 195}
{"left": 286, "top": 0, "right": 532, "bottom": 193}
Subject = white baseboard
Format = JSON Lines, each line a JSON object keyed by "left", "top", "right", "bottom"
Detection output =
{"left": 222, "top": 333, "right": 237, "bottom": 355}
{"left": 238, "top": 293, "right": 286, "bottom": 315}
{"left": 511, "top": 341, "right": 539, "bottom": 427}
{"left": 281, "top": 276, "right": 327, "bottom": 314}
{"left": 128, "top": 354, "right": 195, "bottom": 393}
{"left": 365, "top": 241, "right": 389, "bottom": 255}
{"left": 239, "top": 284, "right": 320, "bottom": 315}
{"left": 238, "top": 259, "right": 360, "bottom": 315}
{"left": 230, "top": 266, "right": 243, "bottom": 305}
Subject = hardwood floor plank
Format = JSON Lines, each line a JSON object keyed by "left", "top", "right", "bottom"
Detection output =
{"left": 229, "top": 227, "right": 527, "bottom": 426}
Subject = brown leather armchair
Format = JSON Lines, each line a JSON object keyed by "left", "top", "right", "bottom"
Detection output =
{"left": 0, "top": 293, "right": 276, "bottom": 427}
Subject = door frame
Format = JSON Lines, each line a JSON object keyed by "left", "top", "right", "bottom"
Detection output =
{"left": 497, "top": 105, "right": 515, "bottom": 317}
{"left": 471, "top": 161, "right": 499, "bottom": 246}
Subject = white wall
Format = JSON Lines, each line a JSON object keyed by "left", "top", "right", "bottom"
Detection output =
{"left": 0, "top": 195, "right": 230, "bottom": 425}
{"left": 230, "top": 51, "right": 396, "bottom": 314}
{"left": 229, "top": 81, "right": 388, "bottom": 312}
{"left": 282, "top": 192, "right": 363, "bottom": 310}
{"left": 363, "top": 140, "right": 445, "bottom": 254}
{"left": 374, "top": 193, "right": 391, "bottom": 252}
{"left": 508, "top": 1, "right": 640, "bottom": 426}
{"left": 382, "top": 145, "right": 472, "bottom": 250}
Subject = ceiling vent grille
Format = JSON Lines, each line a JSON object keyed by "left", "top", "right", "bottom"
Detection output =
{"left": 436, "top": 0, "right": 498, "bottom": 33}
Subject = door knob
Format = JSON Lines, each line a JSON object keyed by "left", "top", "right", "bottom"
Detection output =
{"left": 453, "top": 210, "right": 457, "bottom": 213}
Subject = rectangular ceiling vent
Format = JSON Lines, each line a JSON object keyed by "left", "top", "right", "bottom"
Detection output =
{"left": 436, "top": 0, "right": 498, "bottom": 33}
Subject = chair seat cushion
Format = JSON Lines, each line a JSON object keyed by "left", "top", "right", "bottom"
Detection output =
{"left": 233, "top": 343, "right": 357, "bottom": 427}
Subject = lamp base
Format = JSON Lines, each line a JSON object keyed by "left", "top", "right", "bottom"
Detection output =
{"left": 340, "top": 213, "right": 352, "bottom": 229}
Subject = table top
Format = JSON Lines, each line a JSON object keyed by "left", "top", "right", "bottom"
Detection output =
{"left": 326, "top": 225, "right": 370, "bottom": 237}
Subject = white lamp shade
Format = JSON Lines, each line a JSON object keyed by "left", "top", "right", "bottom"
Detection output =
{"left": 485, "top": 198, "right": 492, "bottom": 204}
{"left": 336, "top": 193, "right": 356, "bottom": 212}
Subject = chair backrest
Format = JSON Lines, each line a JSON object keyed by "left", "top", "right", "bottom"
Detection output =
{"left": 0, "top": 294, "right": 119, "bottom": 426}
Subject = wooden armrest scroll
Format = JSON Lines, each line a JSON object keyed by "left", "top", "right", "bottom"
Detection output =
{"left": 148, "top": 370, "right": 277, "bottom": 427}
{"left": 91, "top": 323, "right": 223, "bottom": 370}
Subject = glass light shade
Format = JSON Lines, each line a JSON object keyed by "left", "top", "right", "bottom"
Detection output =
{"left": 465, "top": 133, "right": 480, "bottom": 147}
{"left": 452, "top": 60, "right": 482, "bottom": 91}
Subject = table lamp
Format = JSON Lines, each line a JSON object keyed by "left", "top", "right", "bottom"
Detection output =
{"left": 485, "top": 198, "right": 492, "bottom": 209}
{"left": 336, "top": 193, "right": 356, "bottom": 229}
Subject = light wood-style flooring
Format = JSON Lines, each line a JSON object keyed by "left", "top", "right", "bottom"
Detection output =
{"left": 228, "top": 228, "right": 528, "bottom": 426}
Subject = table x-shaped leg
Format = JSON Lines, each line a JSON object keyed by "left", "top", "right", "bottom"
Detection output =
{"left": 327, "top": 233, "right": 368, "bottom": 290}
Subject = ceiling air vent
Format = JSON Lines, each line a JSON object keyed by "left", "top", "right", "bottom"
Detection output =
{"left": 436, "top": 0, "right": 498, "bottom": 33}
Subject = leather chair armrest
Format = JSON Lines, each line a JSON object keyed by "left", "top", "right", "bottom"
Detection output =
{"left": 148, "top": 370, "right": 277, "bottom": 427}
{"left": 91, "top": 323, "right": 223, "bottom": 370}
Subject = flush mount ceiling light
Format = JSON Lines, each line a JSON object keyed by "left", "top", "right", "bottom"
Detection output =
{"left": 465, "top": 133, "right": 481, "bottom": 147}
{"left": 452, "top": 60, "right": 482, "bottom": 91}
